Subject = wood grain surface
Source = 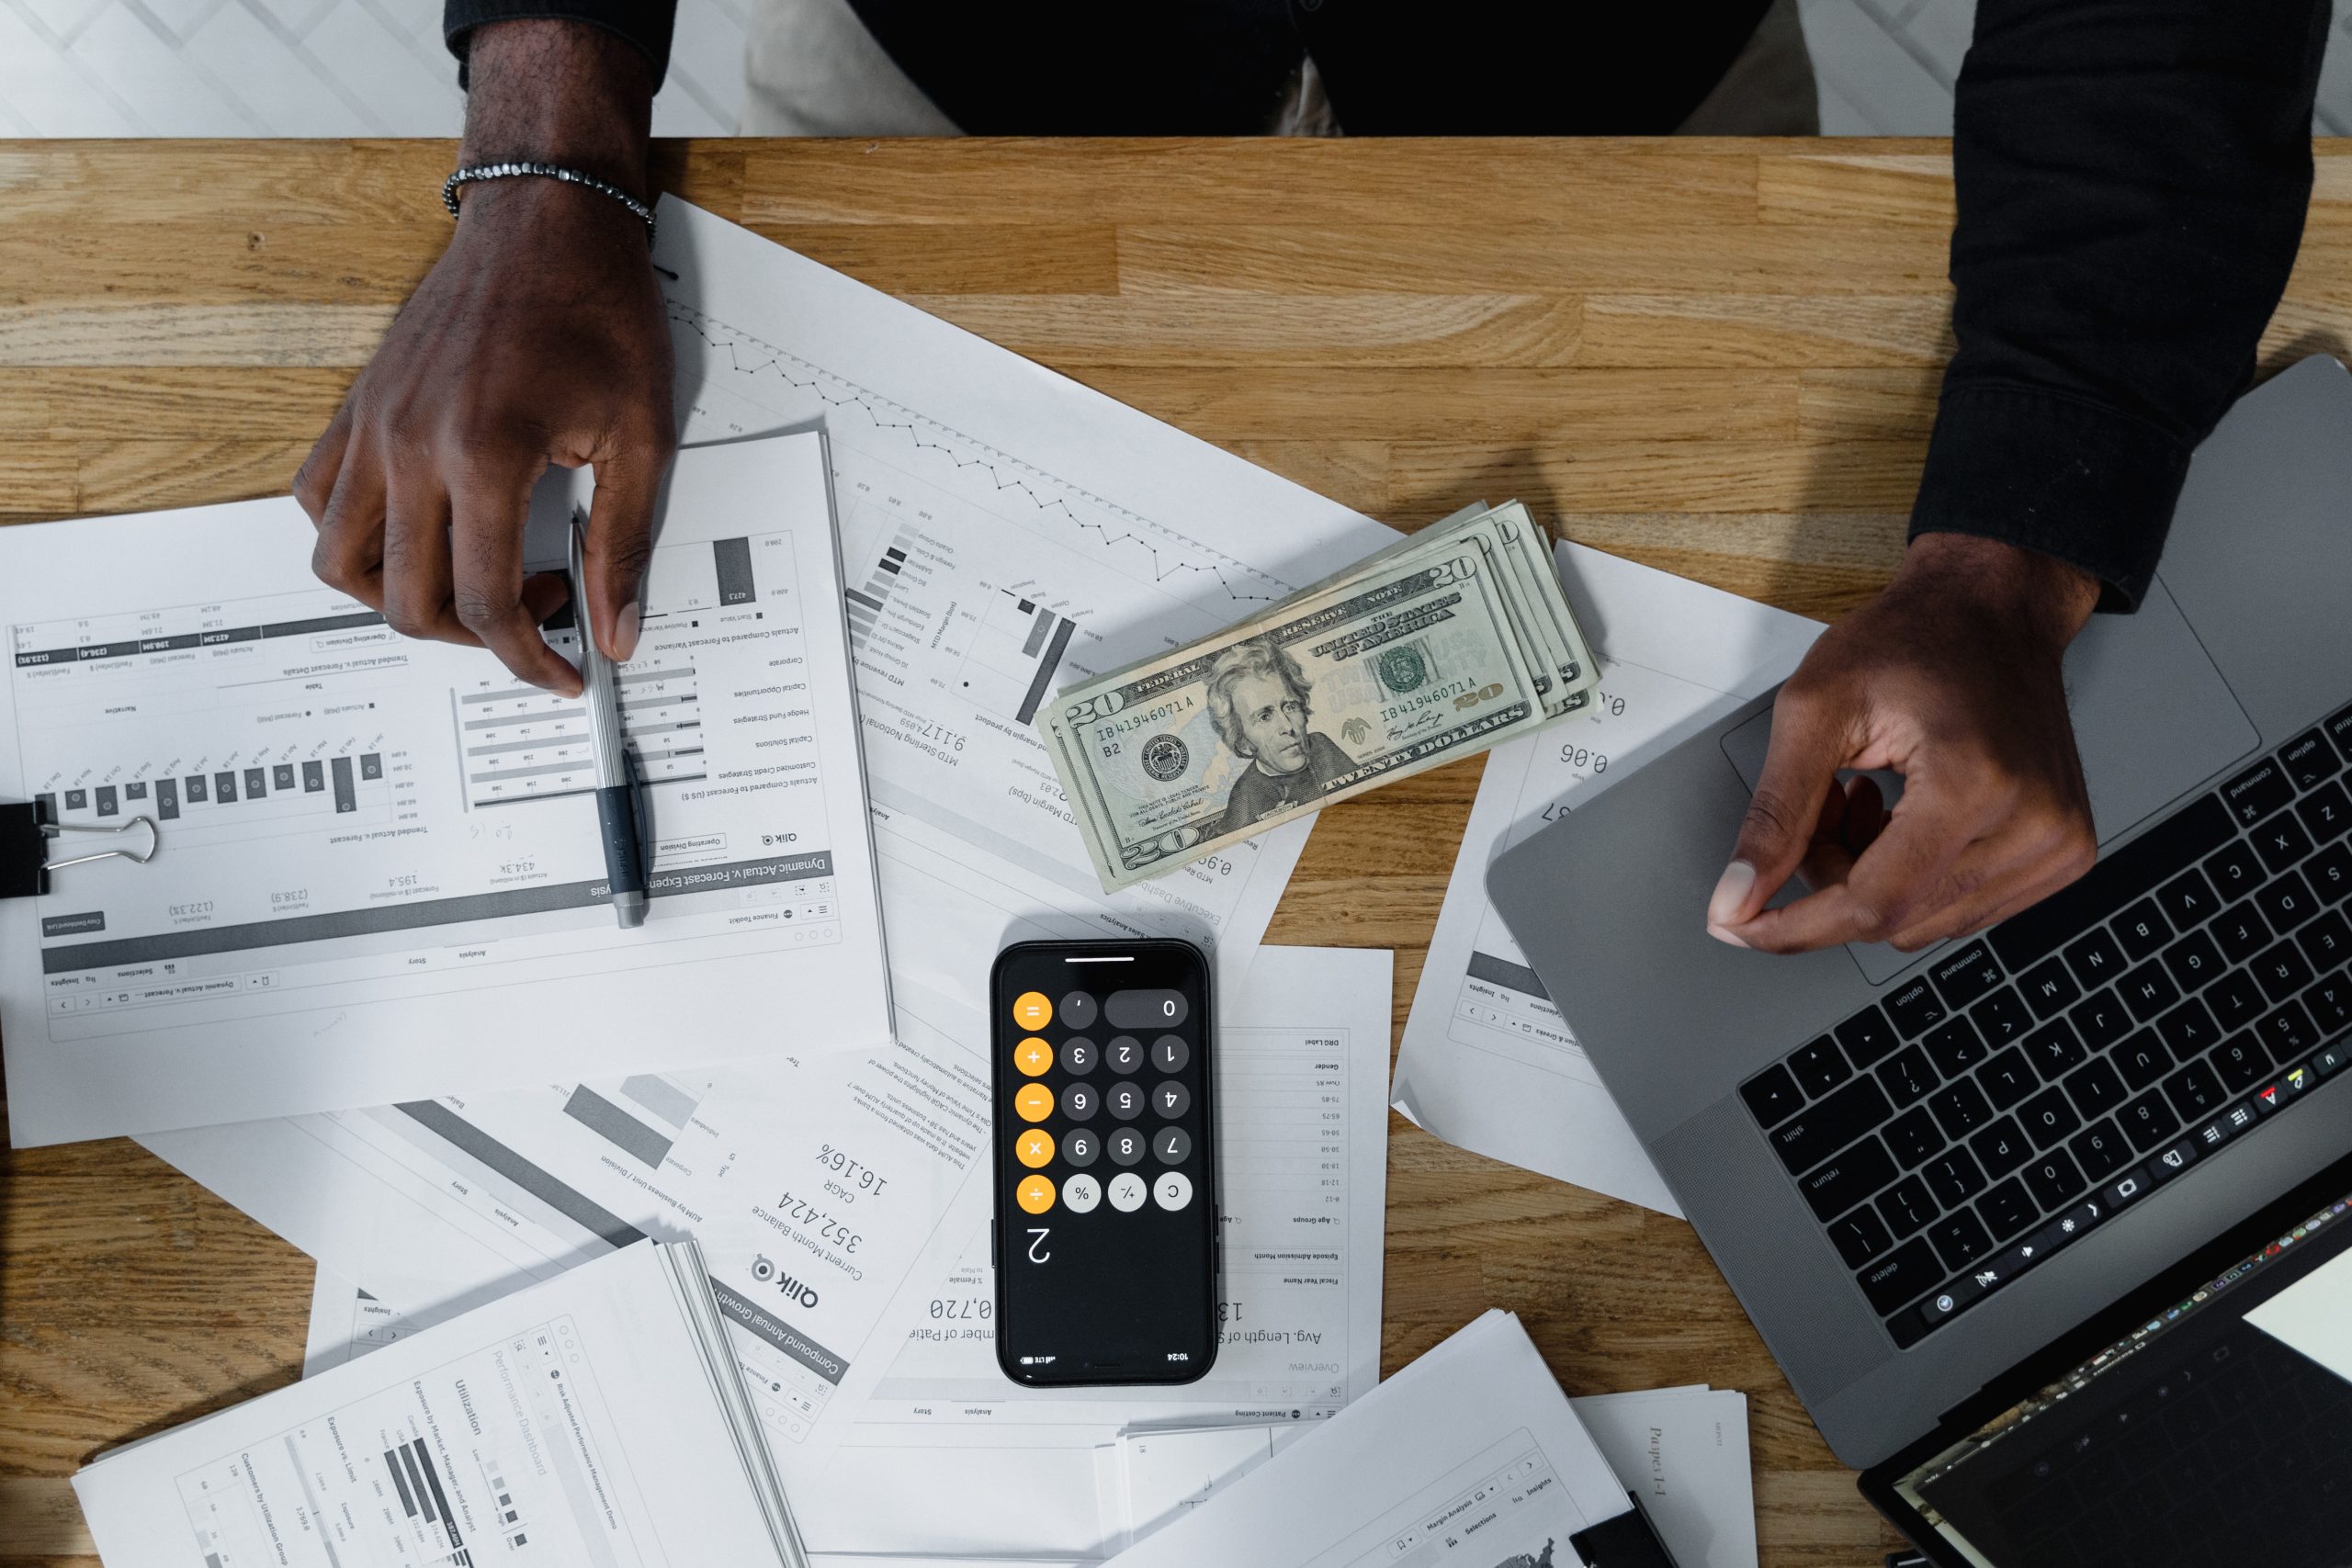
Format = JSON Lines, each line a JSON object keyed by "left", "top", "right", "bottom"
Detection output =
{"left": 4, "top": 137, "right": 2350, "bottom": 1566}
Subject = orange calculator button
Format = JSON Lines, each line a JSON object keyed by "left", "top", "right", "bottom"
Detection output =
{"left": 1016, "top": 1128, "right": 1056, "bottom": 1168}
{"left": 1016, "top": 1174, "right": 1055, "bottom": 1214}
{"left": 1012, "top": 991, "right": 1053, "bottom": 1030}
{"left": 1014, "top": 1037, "right": 1054, "bottom": 1076}
{"left": 1013, "top": 1082, "right": 1055, "bottom": 1122}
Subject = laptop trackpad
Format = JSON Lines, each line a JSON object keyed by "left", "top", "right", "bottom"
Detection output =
{"left": 1721, "top": 575, "right": 2260, "bottom": 984}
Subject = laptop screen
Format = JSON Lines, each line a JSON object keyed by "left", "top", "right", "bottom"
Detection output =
{"left": 1882, "top": 1189, "right": 2352, "bottom": 1566}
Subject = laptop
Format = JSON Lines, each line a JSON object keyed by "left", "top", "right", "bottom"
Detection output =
{"left": 1485, "top": 355, "right": 2352, "bottom": 1495}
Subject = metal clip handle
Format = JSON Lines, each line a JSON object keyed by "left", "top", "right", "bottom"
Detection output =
{"left": 43, "top": 814, "right": 160, "bottom": 871}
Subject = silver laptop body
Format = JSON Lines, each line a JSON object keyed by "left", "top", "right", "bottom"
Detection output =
{"left": 1487, "top": 355, "right": 2352, "bottom": 1466}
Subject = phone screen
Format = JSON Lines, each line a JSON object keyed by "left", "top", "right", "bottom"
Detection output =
{"left": 990, "top": 939, "right": 1218, "bottom": 1385}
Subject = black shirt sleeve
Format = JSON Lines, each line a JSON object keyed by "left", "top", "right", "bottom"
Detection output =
{"left": 442, "top": 0, "right": 678, "bottom": 90}
{"left": 1914, "top": 0, "right": 2331, "bottom": 609}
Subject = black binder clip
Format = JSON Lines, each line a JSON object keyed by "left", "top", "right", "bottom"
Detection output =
{"left": 1, "top": 798, "right": 160, "bottom": 899}
{"left": 1569, "top": 1494, "right": 1680, "bottom": 1568}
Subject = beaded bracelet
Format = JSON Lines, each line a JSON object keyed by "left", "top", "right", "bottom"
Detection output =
{"left": 441, "top": 161, "right": 656, "bottom": 243}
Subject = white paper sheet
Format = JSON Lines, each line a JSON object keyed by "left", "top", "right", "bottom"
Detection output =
{"left": 78, "top": 1242, "right": 803, "bottom": 1568}
{"left": 1391, "top": 543, "right": 1824, "bottom": 1213}
{"left": 2247, "top": 1245, "right": 2352, "bottom": 1386}
{"left": 1570, "top": 1387, "right": 1757, "bottom": 1568}
{"left": 294, "top": 948, "right": 1393, "bottom": 1561}
{"left": 1102, "top": 1311, "right": 1630, "bottom": 1568}
{"left": 1, "top": 434, "right": 892, "bottom": 1145}
{"left": 154, "top": 1013, "right": 990, "bottom": 1481}
{"left": 652, "top": 197, "right": 1396, "bottom": 1042}
{"left": 799, "top": 944, "right": 1393, "bottom": 1560}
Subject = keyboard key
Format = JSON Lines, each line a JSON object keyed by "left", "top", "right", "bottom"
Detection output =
{"left": 1929, "top": 1079, "right": 1996, "bottom": 1141}
{"left": 2296, "top": 778, "right": 2352, "bottom": 842}
{"left": 2103, "top": 1164, "right": 2155, "bottom": 1209}
{"left": 2206, "top": 838, "right": 2267, "bottom": 900}
{"left": 1835, "top": 1005, "right": 1903, "bottom": 1067}
{"left": 2326, "top": 702, "right": 2352, "bottom": 760}
{"left": 1971, "top": 987, "right": 2035, "bottom": 1047}
{"left": 2022, "top": 1148, "right": 2084, "bottom": 1212}
{"left": 2064, "top": 930, "right": 2129, "bottom": 990}
{"left": 1767, "top": 1076, "right": 1894, "bottom": 1174}
{"left": 2113, "top": 897, "right": 2173, "bottom": 961}
{"left": 2148, "top": 1134, "right": 2199, "bottom": 1183}
{"left": 1886, "top": 976, "right": 1947, "bottom": 1038}
{"left": 2070, "top": 988, "right": 2133, "bottom": 1050}
{"left": 1922, "top": 1146, "right": 1988, "bottom": 1207}
{"left": 2281, "top": 728, "right": 2342, "bottom": 790}
{"left": 1826, "top": 1204, "right": 1894, "bottom": 1268}
{"left": 2303, "top": 968, "right": 2352, "bottom": 1034}
{"left": 2069, "top": 1117, "right": 2132, "bottom": 1182}
{"left": 2115, "top": 1031, "right": 2174, "bottom": 1090}
{"left": 1858, "top": 1236, "right": 1942, "bottom": 1315}
{"left": 2156, "top": 867, "right": 2222, "bottom": 931}
{"left": 2208, "top": 970, "right": 2268, "bottom": 1032}
{"left": 1884, "top": 1105, "right": 1945, "bottom": 1166}
{"left": 2024, "top": 1017, "right": 2089, "bottom": 1077}
{"left": 2316, "top": 1040, "right": 2352, "bottom": 1076}
{"left": 1992, "top": 795, "right": 2232, "bottom": 969}
{"left": 1876, "top": 1177, "right": 1939, "bottom": 1240}
{"left": 1975, "top": 1184, "right": 2051, "bottom": 1241}
{"left": 1924, "top": 1016, "right": 1989, "bottom": 1077}
{"left": 2212, "top": 901, "right": 2274, "bottom": 964}
{"left": 1978, "top": 1046, "right": 2040, "bottom": 1110}
{"left": 1929, "top": 1209, "right": 1997, "bottom": 1273}
{"left": 2118, "top": 1090, "right": 2178, "bottom": 1152}
{"left": 2117, "top": 960, "right": 2180, "bottom": 1022}
{"left": 2254, "top": 812, "right": 2317, "bottom": 876}
{"left": 2154, "top": 996, "right": 2222, "bottom": 1057}
{"left": 2162, "top": 1059, "right": 2225, "bottom": 1122}
{"left": 2159, "top": 929, "right": 2225, "bottom": 993}
{"left": 1876, "top": 1046, "right": 1939, "bottom": 1110}
{"left": 1931, "top": 942, "right": 2006, "bottom": 1011}
{"left": 2256, "top": 998, "right": 2320, "bottom": 1060}
{"left": 1787, "top": 1036, "right": 1851, "bottom": 1097}
{"left": 2222, "top": 758, "right": 2296, "bottom": 828}
{"left": 2309, "top": 841, "right": 2352, "bottom": 903}
{"left": 2064, "top": 1056, "right": 2130, "bottom": 1119}
{"left": 2211, "top": 1032, "right": 2275, "bottom": 1092}
{"left": 2296, "top": 910, "right": 2352, "bottom": 972}
{"left": 2018, "top": 955, "right": 2082, "bottom": 1019}
{"left": 1798, "top": 1135, "right": 1899, "bottom": 1221}
{"left": 2256, "top": 870, "right": 2321, "bottom": 933}
{"left": 2018, "top": 1084, "right": 2083, "bottom": 1147}
{"left": 1970, "top": 1116, "right": 2034, "bottom": 1178}
{"left": 2251, "top": 939, "right": 2316, "bottom": 1003}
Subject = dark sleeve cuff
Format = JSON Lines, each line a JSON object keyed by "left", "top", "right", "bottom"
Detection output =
{"left": 1908, "top": 385, "right": 2189, "bottom": 613}
{"left": 444, "top": 0, "right": 677, "bottom": 90}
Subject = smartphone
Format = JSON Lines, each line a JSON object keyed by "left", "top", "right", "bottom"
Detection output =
{"left": 990, "top": 937, "right": 1218, "bottom": 1386}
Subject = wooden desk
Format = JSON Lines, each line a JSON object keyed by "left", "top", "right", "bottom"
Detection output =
{"left": 5, "top": 138, "right": 2348, "bottom": 1564}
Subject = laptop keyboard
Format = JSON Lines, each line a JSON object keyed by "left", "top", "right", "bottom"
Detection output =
{"left": 1742, "top": 706, "right": 2352, "bottom": 1348}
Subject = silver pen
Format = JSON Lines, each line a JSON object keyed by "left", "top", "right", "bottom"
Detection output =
{"left": 570, "top": 515, "right": 649, "bottom": 929}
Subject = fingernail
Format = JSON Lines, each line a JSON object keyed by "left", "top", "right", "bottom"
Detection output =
{"left": 1708, "top": 859, "right": 1757, "bottom": 928}
{"left": 1706, "top": 923, "right": 1750, "bottom": 950}
{"left": 612, "top": 602, "right": 640, "bottom": 663}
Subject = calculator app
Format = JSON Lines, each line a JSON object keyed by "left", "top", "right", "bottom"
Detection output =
{"left": 992, "top": 942, "right": 1217, "bottom": 1385}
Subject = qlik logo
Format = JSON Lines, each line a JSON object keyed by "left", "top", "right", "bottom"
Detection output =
{"left": 750, "top": 1253, "right": 820, "bottom": 1310}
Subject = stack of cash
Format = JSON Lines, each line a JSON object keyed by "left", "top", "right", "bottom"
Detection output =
{"left": 1038, "top": 502, "right": 1598, "bottom": 892}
